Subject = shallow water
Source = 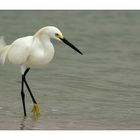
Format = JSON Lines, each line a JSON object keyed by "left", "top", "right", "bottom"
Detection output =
{"left": 0, "top": 11, "right": 140, "bottom": 129}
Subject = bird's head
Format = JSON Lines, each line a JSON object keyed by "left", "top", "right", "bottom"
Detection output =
{"left": 45, "top": 26, "right": 63, "bottom": 41}
{"left": 36, "top": 26, "right": 83, "bottom": 55}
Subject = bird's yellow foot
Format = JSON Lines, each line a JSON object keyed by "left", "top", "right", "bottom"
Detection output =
{"left": 31, "top": 104, "right": 40, "bottom": 117}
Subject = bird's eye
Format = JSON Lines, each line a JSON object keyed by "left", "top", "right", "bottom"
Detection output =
{"left": 55, "top": 33, "right": 59, "bottom": 37}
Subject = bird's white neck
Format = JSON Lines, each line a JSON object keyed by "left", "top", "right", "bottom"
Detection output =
{"left": 34, "top": 28, "right": 53, "bottom": 46}
{"left": 40, "top": 35, "right": 52, "bottom": 47}
{"left": 33, "top": 28, "right": 55, "bottom": 64}
{"left": 31, "top": 32, "right": 55, "bottom": 66}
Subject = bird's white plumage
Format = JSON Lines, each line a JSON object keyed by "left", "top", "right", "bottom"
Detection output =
{"left": 0, "top": 26, "right": 62, "bottom": 74}
{"left": 8, "top": 36, "right": 33, "bottom": 65}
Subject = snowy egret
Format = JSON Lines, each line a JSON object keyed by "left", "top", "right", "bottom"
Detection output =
{"left": 0, "top": 26, "right": 83, "bottom": 117}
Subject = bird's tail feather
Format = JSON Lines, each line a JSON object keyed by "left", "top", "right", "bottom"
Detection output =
{"left": 0, "top": 36, "right": 10, "bottom": 64}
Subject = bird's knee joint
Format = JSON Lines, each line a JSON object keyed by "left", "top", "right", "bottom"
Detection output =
{"left": 21, "top": 91, "right": 25, "bottom": 97}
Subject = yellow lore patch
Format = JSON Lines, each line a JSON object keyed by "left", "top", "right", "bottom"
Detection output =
{"left": 55, "top": 33, "right": 64, "bottom": 39}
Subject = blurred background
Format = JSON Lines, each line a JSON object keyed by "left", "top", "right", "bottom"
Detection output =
{"left": 0, "top": 11, "right": 140, "bottom": 129}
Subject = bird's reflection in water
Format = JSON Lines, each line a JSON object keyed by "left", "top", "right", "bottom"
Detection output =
{"left": 20, "top": 115, "right": 40, "bottom": 130}
{"left": 20, "top": 117, "right": 26, "bottom": 130}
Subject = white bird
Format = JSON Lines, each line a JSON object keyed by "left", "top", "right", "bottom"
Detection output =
{"left": 0, "top": 26, "right": 83, "bottom": 117}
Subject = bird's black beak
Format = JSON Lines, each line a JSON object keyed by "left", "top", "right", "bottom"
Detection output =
{"left": 60, "top": 38, "right": 83, "bottom": 55}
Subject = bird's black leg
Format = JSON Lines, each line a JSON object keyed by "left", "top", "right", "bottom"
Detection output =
{"left": 23, "top": 68, "right": 37, "bottom": 104}
{"left": 21, "top": 75, "right": 26, "bottom": 116}
{"left": 22, "top": 68, "right": 40, "bottom": 116}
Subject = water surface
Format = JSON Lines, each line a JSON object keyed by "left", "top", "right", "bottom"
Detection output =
{"left": 0, "top": 11, "right": 140, "bottom": 129}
